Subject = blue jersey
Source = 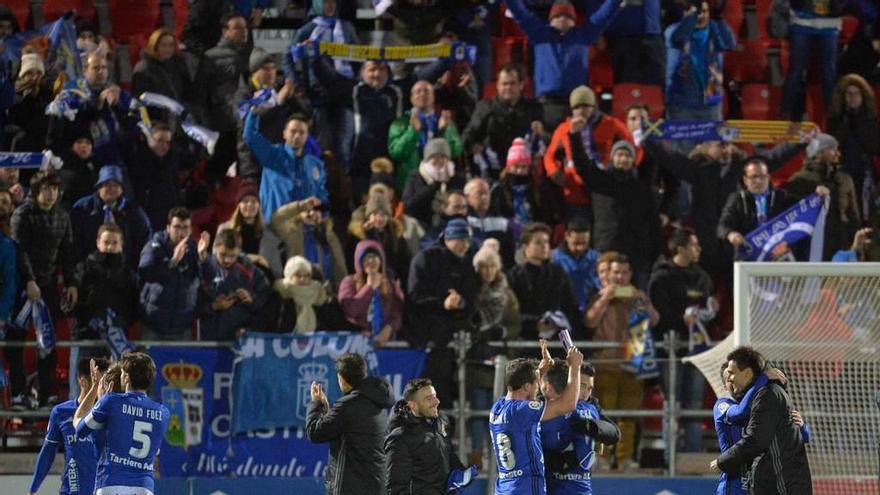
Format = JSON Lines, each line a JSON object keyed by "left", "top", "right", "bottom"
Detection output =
{"left": 540, "top": 401, "right": 597, "bottom": 494}
{"left": 713, "top": 397, "right": 746, "bottom": 495}
{"left": 489, "top": 397, "right": 547, "bottom": 495}
{"left": 41, "top": 400, "right": 99, "bottom": 495}
{"left": 77, "top": 392, "right": 170, "bottom": 492}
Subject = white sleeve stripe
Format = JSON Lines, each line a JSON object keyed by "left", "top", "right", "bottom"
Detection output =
{"left": 44, "top": 438, "right": 59, "bottom": 443}
{"left": 85, "top": 413, "right": 104, "bottom": 430}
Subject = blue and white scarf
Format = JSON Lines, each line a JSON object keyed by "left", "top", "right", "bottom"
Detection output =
{"left": 14, "top": 299, "right": 56, "bottom": 358}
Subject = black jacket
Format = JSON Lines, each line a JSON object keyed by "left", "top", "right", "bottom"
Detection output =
{"left": 462, "top": 96, "right": 545, "bottom": 164}
{"left": 384, "top": 400, "right": 464, "bottom": 495}
{"left": 407, "top": 243, "right": 481, "bottom": 346}
{"left": 717, "top": 187, "right": 793, "bottom": 243}
{"left": 10, "top": 200, "right": 75, "bottom": 289}
{"left": 650, "top": 141, "right": 805, "bottom": 274}
{"left": 570, "top": 131, "right": 660, "bottom": 276}
{"left": 73, "top": 251, "right": 140, "bottom": 338}
{"left": 402, "top": 172, "right": 467, "bottom": 230}
{"left": 647, "top": 259, "right": 714, "bottom": 344}
{"left": 718, "top": 381, "right": 813, "bottom": 495}
{"left": 70, "top": 193, "right": 152, "bottom": 268}
{"left": 506, "top": 261, "right": 579, "bottom": 341}
{"left": 306, "top": 376, "right": 394, "bottom": 495}
{"left": 129, "top": 141, "right": 181, "bottom": 232}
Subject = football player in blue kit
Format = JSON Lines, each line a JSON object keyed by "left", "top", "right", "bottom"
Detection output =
{"left": 28, "top": 357, "right": 111, "bottom": 495}
{"left": 489, "top": 340, "right": 583, "bottom": 495}
{"left": 712, "top": 362, "right": 812, "bottom": 495}
{"left": 76, "top": 352, "right": 170, "bottom": 495}
{"left": 539, "top": 359, "right": 620, "bottom": 494}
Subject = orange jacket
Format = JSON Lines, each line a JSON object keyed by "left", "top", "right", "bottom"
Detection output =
{"left": 543, "top": 114, "right": 640, "bottom": 206}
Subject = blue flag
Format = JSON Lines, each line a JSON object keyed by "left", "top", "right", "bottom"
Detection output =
{"left": 42, "top": 14, "right": 82, "bottom": 83}
{"left": 231, "top": 332, "right": 380, "bottom": 433}
{"left": 739, "top": 193, "right": 827, "bottom": 261}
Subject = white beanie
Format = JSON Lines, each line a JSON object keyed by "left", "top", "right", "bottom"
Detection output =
{"left": 18, "top": 53, "right": 45, "bottom": 78}
{"left": 283, "top": 256, "right": 313, "bottom": 279}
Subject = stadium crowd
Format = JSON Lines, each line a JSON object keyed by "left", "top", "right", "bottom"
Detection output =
{"left": 0, "top": 0, "right": 879, "bottom": 474}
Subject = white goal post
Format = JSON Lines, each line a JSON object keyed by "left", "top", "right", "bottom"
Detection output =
{"left": 690, "top": 262, "right": 880, "bottom": 495}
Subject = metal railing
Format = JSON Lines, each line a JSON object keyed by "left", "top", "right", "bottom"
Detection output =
{"left": 0, "top": 332, "right": 713, "bottom": 479}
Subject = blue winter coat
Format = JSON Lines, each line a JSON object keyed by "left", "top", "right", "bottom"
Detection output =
{"left": 70, "top": 193, "right": 152, "bottom": 268}
{"left": 551, "top": 246, "right": 600, "bottom": 313}
{"left": 505, "top": 0, "right": 623, "bottom": 97}
{"left": 138, "top": 231, "right": 201, "bottom": 334}
{"left": 243, "top": 111, "right": 328, "bottom": 222}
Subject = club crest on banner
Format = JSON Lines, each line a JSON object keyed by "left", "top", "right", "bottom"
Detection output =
{"left": 162, "top": 362, "right": 205, "bottom": 449}
{"left": 296, "top": 362, "right": 329, "bottom": 421}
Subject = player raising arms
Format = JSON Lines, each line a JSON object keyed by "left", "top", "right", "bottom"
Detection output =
{"left": 539, "top": 360, "right": 620, "bottom": 494}
{"left": 75, "top": 352, "right": 170, "bottom": 495}
{"left": 28, "top": 357, "right": 111, "bottom": 495}
{"left": 489, "top": 340, "right": 583, "bottom": 495}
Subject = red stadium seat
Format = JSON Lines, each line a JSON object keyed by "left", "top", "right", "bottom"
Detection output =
{"left": 499, "top": 6, "right": 525, "bottom": 38}
{"left": 43, "top": 0, "right": 92, "bottom": 22}
{"left": 839, "top": 15, "right": 860, "bottom": 46}
{"left": 588, "top": 46, "right": 614, "bottom": 92}
{"left": 754, "top": 0, "right": 773, "bottom": 40}
{"left": 126, "top": 33, "right": 149, "bottom": 70}
{"left": 741, "top": 83, "right": 782, "bottom": 120}
{"left": 491, "top": 36, "right": 529, "bottom": 78}
{"left": 6, "top": 0, "right": 29, "bottom": 29}
{"left": 724, "top": 39, "right": 770, "bottom": 83}
{"left": 723, "top": 0, "right": 744, "bottom": 37}
{"left": 611, "top": 83, "right": 664, "bottom": 120}
{"left": 108, "top": 0, "right": 159, "bottom": 42}
{"left": 172, "top": 0, "right": 188, "bottom": 39}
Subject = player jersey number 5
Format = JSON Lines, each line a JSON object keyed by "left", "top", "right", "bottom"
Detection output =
{"left": 130, "top": 421, "right": 153, "bottom": 459}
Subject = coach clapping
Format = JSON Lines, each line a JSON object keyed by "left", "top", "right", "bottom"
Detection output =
{"left": 306, "top": 353, "right": 395, "bottom": 495}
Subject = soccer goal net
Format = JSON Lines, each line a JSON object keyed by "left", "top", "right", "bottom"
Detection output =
{"left": 688, "top": 262, "right": 880, "bottom": 495}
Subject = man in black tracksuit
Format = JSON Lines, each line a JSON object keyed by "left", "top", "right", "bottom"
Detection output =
{"left": 385, "top": 378, "right": 466, "bottom": 494}
{"left": 306, "top": 352, "right": 395, "bottom": 495}
{"left": 712, "top": 347, "right": 813, "bottom": 494}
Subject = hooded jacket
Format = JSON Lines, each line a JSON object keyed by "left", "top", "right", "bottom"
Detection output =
{"left": 337, "top": 240, "right": 405, "bottom": 335}
{"left": 384, "top": 399, "right": 464, "bottom": 495}
{"left": 306, "top": 376, "right": 394, "bottom": 495}
{"left": 717, "top": 381, "right": 813, "bottom": 494}
{"left": 70, "top": 193, "right": 152, "bottom": 268}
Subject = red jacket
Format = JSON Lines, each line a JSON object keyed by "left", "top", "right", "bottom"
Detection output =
{"left": 543, "top": 114, "right": 640, "bottom": 205}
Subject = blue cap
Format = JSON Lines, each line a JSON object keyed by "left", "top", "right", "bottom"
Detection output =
{"left": 443, "top": 218, "right": 471, "bottom": 241}
{"left": 95, "top": 165, "right": 125, "bottom": 189}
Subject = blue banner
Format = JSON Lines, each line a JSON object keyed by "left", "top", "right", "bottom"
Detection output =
{"left": 2, "top": 15, "right": 82, "bottom": 83}
{"left": 231, "top": 332, "right": 380, "bottom": 433}
{"left": 152, "top": 346, "right": 332, "bottom": 478}
{"left": 739, "top": 193, "right": 826, "bottom": 261}
{"left": 151, "top": 341, "right": 426, "bottom": 478}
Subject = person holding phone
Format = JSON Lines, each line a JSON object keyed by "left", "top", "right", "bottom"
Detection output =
{"left": 584, "top": 253, "right": 659, "bottom": 469}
